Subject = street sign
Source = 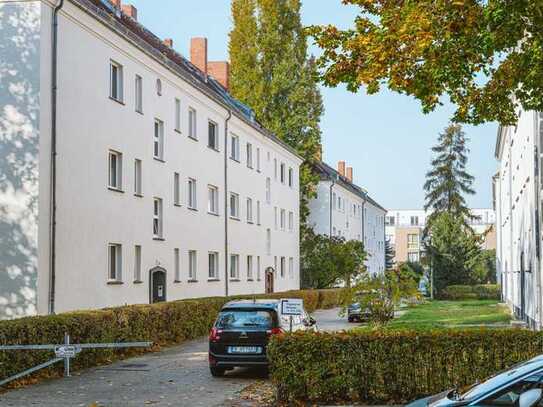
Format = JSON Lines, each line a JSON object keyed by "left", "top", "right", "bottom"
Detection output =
{"left": 54, "top": 345, "right": 80, "bottom": 358}
{"left": 281, "top": 298, "right": 303, "bottom": 316}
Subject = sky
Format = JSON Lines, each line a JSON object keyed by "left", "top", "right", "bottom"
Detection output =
{"left": 129, "top": 0, "right": 498, "bottom": 210}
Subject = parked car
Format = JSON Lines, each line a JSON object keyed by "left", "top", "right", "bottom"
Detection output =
{"left": 406, "top": 355, "right": 543, "bottom": 407}
{"left": 347, "top": 290, "right": 393, "bottom": 323}
{"left": 208, "top": 299, "right": 316, "bottom": 377}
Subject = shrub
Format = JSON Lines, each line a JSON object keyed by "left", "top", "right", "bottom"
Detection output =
{"left": 269, "top": 329, "right": 543, "bottom": 404}
{"left": 0, "top": 289, "right": 341, "bottom": 386}
{"left": 440, "top": 284, "right": 500, "bottom": 300}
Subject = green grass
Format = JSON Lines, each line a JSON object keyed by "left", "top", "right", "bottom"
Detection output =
{"left": 362, "top": 300, "right": 512, "bottom": 331}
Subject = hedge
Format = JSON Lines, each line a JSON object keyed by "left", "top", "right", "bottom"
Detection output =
{"left": 0, "top": 288, "right": 341, "bottom": 386}
{"left": 268, "top": 329, "right": 543, "bottom": 404}
{"left": 439, "top": 284, "right": 500, "bottom": 300}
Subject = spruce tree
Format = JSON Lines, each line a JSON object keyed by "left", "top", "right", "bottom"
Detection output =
{"left": 385, "top": 239, "right": 395, "bottom": 270}
{"left": 229, "top": 0, "right": 324, "bottom": 225}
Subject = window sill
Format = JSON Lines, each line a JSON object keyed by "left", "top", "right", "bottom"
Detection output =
{"left": 107, "top": 280, "right": 123, "bottom": 285}
{"left": 107, "top": 186, "right": 124, "bottom": 193}
{"left": 247, "top": 166, "right": 254, "bottom": 170}
{"left": 247, "top": 279, "right": 254, "bottom": 282}
{"left": 134, "top": 193, "right": 143, "bottom": 198}
{"left": 174, "top": 203, "right": 182, "bottom": 207}
{"left": 188, "top": 135, "right": 198, "bottom": 142}
{"left": 188, "top": 207, "right": 198, "bottom": 212}
{"left": 208, "top": 278, "right": 220, "bottom": 282}
{"left": 109, "top": 96, "right": 125, "bottom": 105}
{"left": 229, "top": 279, "right": 240, "bottom": 282}
{"left": 230, "top": 216, "right": 240, "bottom": 221}
{"left": 174, "top": 128, "right": 182, "bottom": 134}
{"left": 187, "top": 279, "right": 198, "bottom": 283}
{"left": 153, "top": 237, "right": 165, "bottom": 241}
{"left": 153, "top": 157, "right": 166, "bottom": 163}
{"left": 135, "top": 109, "right": 143, "bottom": 115}
{"left": 230, "top": 157, "right": 240, "bottom": 163}
{"left": 174, "top": 280, "right": 182, "bottom": 283}
{"left": 133, "top": 280, "right": 143, "bottom": 284}
{"left": 207, "top": 146, "right": 220, "bottom": 153}
{"left": 208, "top": 211, "right": 219, "bottom": 217}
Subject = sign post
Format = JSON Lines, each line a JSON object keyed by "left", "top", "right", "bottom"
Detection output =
{"left": 280, "top": 299, "right": 303, "bottom": 332}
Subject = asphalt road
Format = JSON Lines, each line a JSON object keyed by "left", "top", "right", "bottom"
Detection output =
{"left": 0, "top": 308, "right": 354, "bottom": 407}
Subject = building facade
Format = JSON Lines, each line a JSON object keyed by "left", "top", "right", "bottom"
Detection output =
{"left": 307, "top": 161, "right": 387, "bottom": 275}
{"left": 385, "top": 208, "right": 496, "bottom": 264}
{"left": 495, "top": 108, "right": 543, "bottom": 329}
{"left": 0, "top": 0, "right": 301, "bottom": 318}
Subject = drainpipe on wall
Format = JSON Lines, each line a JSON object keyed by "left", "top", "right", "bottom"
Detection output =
{"left": 361, "top": 192, "right": 367, "bottom": 248}
{"left": 329, "top": 178, "right": 335, "bottom": 237}
{"left": 224, "top": 110, "right": 232, "bottom": 297}
{"left": 535, "top": 113, "right": 542, "bottom": 329}
{"left": 48, "top": 0, "right": 65, "bottom": 315}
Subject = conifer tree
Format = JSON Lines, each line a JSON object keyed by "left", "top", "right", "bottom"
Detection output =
{"left": 385, "top": 239, "right": 395, "bottom": 270}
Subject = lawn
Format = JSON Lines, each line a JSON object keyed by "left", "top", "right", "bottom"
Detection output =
{"left": 374, "top": 299, "right": 512, "bottom": 330}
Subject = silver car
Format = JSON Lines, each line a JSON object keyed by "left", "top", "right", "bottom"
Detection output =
{"left": 406, "top": 355, "right": 543, "bottom": 407}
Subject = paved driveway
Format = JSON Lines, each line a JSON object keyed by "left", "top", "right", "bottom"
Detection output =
{"left": 0, "top": 308, "right": 353, "bottom": 407}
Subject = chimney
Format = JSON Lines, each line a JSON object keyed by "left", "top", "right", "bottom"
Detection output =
{"left": 208, "top": 61, "right": 230, "bottom": 90}
{"left": 111, "top": 0, "right": 121, "bottom": 8}
{"left": 346, "top": 167, "right": 353, "bottom": 183}
{"left": 121, "top": 4, "right": 137, "bottom": 20}
{"left": 163, "top": 38, "right": 174, "bottom": 48}
{"left": 338, "top": 161, "right": 346, "bottom": 177}
{"left": 190, "top": 37, "right": 208, "bottom": 76}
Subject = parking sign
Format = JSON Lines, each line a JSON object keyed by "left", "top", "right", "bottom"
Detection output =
{"left": 281, "top": 298, "right": 303, "bottom": 316}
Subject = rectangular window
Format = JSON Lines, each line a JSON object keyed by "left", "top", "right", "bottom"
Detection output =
{"left": 407, "top": 234, "right": 419, "bottom": 249}
{"left": 257, "top": 256, "right": 261, "bottom": 281}
{"left": 153, "top": 119, "right": 164, "bottom": 160}
{"left": 266, "top": 229, "right": 271, "bottom": 255}
{"left": 188, "top": 107, "right": 197, "bottom": 139}
{"left": 247, "top": 198, "right": 253, "bottom": 223}
{"left": 173, "top": 172, "right": 181, "bottom": 205}
{"left": 246, "top": 143, "right": 253, "bottom": 168}
{"left": 274, "top": 159, "right": 277, "bottom": 180}
{"left": 108, "top": 243, "right": 122, "bottom": 281}
{"left": 230, "top": 192, "right": 240, "bottom": 219}
{"left": 247, "top": 255, "right": 253, "bottom": 280}
{"left": 174, "top": 248, "right": 180, "bottom": 282}
{"left": 135, "top": 75, "right": 142, "bottom": 113}
{"left": 230, "top": 254, "right": 239, "bottom": 279}
{"left": 256, "top": 148, "right": 261, "bottom": 171}
{"left": 288, "top": 168, "right": 293, "bottom": 187}
{"left": 288, "top": 211, "right": 294, "bottom": 231}
{"left": 208, "top": 185, "right": 219, "bottom": 215}
{"left": 108, "top": 150, "right": 122, "bottom": 190}
{"left": 332, "top": 192, "right": 337, "bottom": 210}
{"left": 188, "top": 178, "right": 197, "bottom": 209}
{"left": 256, "top": 201, "right": 261, "bottom": 225}
{"left": 408, "top": 252, "right": 419, "bottom": 262}
{"left": 410, "top": 216, "right": 419, "bottom": 226}
{"left": 208, "top": 120, "right": 218, "bottom": 150}
{"left": 134, "top": 245, "right": 141, "bottom": 282}
{"left": 110, "top": 60, "right": 123, "bottom": 102}
{"left": 209, "top": 252, "right": 219, "bottom": 279}
{"left": 134, "top": 159, "right": 142, "bottom": 195}
{"left": 175, "top": 98, "right": 181, "bottom": 132}
{"left": 280, "top": 256, "right": 285, "bottom": 278}
{"left": 266, "top": 178, "right": 271, "bottom": 204}
{"left": 153, "top": 198, "right": 163, "bottom": 238}
{"left": 188, "top": 250, "right": 197, "bottom": 281}
{"left": 230, "top": 134, "right": 240, "bottom": 161}
{"left": 280, "top": 209, "right": 286, "bottom": 231}
{"left": 280, "top": 163, "right": 286, "bottom": 184}
{"left": 289, "top": 257, "right": 294, "bottom": 279}
{"left": 274, "top": 207, "right": 278, "bottom": 230}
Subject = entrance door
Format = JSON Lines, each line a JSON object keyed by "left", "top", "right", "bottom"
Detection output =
{"left": 265, "top": 267, "right": 274, "bottom": 294}
{"left": 150, "top": 268, "right": 167, "bottom": 303}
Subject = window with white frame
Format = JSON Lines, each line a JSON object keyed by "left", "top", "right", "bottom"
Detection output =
{"left": 274, "top": 207, "right": 278, "bottom": 230}
{"left": 280, "top": 256, "right": 285, "bottom": 278}
{"left": 208, "top": 120, "right": 218, "bottom": 150}
{"left": 134, "top": 245, "right": 141, "bottom": 282}
{"left": 188, "top": 250, "right": 197, "bottom": 281}
{"left": 175, "top": 98, "right": 181, "bottom": 132}
{"left": 110, "top": 60, "right": 123, "bottom": 102}
{"left": 247, "top": 255, "right": 253, "bottom": 280}
{"left": 108, "top": 150, "right": 122, "bottom": 190}
{"left": 173, "top": 172, "right": 181, "bottom": 206}
{"left": 135, "top": 75, "right": 143, "bottom": 113}
{"left": 209, "top": 252, "right": 219, "bottom": 279}
{"left": 108, "top": 243, "right": 122, "bottom": 281}
{"left": 280, "top": 163, "right": 286, "bottom": 184}
{"left": 230, "top": 192, "right": 240, "bottom": 219}
{"left": 134, "top": 159, "right": 142, "bottom": 196}
{"left": 174, "top": 248, "right": 180, "bottom": 282}
{"left": 289, "top": 257, "right": 294, "bottom": 279}
{"left": 156, "top": 78, "right": 162, "bottom": 96}
{"left": 230, "top": 254, "right": 239, "bottom": 279}
{"left": 274, "top": 159, "right": 277, "bottom": 180}
{"left": 265, "top": 178, "right": 271, "bottom": 203}
{"left": 256, "top": 148, "right": 261, "bottom": 171}
{"left": 274, "top": 256, "right": 277, "bottom": 275}
{"left": 288, "top": 211, "right": 293, "bottom": 231}
{"left": 280, "top": 209, "right": 286, "bottom": 230}
{"left": 332, "top": 192, "right": 337, "bottom": 210}
{"left": 266, "top": 229, "right": 271, "bottom": 255}
{"left": 153, "top": 119, "right": 164, "bottom": 160}
{"left": 208, "top": 185, "right": 219, "bottom": 215}
{"left": 288, "top": 167, "right": 293, "bottom": 187}
{"left": 153, "top": 198, "right": 163, "bottom": 238}
{"left": 256, "top": 200, "right": 261, "bottom": 225}
{"left": 188, "top": 178, "right": 197, "bottom": 209}
{"left": 247, "top": 198, "right": 253, "bottom": 223}
{"left": 230, "top": 134, "right": 240, "bottom": 161}
{"left": 246, "top": 143, "right": 253, "bottom": 168}
{"left": 188, "top": 107, "right": 197, "bottom": 139}
{"left": 257, "top": 256, "right": 261, "bottom": 281}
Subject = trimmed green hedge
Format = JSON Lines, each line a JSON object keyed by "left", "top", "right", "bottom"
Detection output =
{"left": 439, "top": 284, "right": 500, "bottom": 300}
{"left": 0, "top": 289, "right": 340, "bottom": 386}
{"left": 269, "top": 329, "right": 543, "bottom": 404}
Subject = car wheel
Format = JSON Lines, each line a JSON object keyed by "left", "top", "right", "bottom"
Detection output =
{"left": 348, "top": 317, "right": 353, "bottom": 323}
{"left": 210, "top": 366, "right": 226, "bottom": 377}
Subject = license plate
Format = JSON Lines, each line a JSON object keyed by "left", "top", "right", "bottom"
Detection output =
{"left": 227, "top": 346, "right": 262, "bottom": 354}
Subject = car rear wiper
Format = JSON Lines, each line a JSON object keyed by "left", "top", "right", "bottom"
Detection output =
{"left": 242, "top": 323, "right": 260, "bottom": 326}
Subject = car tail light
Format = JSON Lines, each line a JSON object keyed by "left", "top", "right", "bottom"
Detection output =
{"left": 267, "top": 327, "right": 284, "bottom": 336}
{"left": 209, "top": 327, "right": 222, "bottom": 342}
{"left": 209, "top": 353, "right": 216, "bottom": 365}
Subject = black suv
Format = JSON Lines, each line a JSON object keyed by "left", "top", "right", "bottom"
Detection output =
{"left": 208, "top": 299, "right": 314, "bottom": 377}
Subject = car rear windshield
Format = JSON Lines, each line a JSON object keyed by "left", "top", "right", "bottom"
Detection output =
{"left": 215, "top": 309, "right": 274, "bottom": 330}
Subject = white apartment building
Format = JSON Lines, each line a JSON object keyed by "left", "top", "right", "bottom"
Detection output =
{"left": 307, "top": 161, "right": 386, "bottom": 275}
{"left": 0, "top": 0, "right": 301, "bottom": 319}
{"left": 495, "top": 108, "right": 543, "bottom": 329}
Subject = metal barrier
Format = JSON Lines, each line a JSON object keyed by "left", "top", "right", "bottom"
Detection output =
{"left": 0, "top": 333, "right": 152, "bottom": 387}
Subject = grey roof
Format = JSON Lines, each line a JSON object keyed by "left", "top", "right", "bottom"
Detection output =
{"left": 313, "top": 162, "right": 387, "bottom": 212}
{"left": 72, "top": 0, "right": 302, "bottom": 161}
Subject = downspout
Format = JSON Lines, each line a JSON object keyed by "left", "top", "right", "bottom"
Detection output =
{"left": 329, "top": 179, "right": 335, "bottom": 237}
{"left": 224, "top": 109, "right": 232, "bottom": 297}
{"left": 49, "top": 0, "right": 65, "bottom": 315}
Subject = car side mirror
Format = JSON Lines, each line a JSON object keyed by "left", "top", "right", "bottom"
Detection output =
{"left": 308, "top": 316, "right": 316, "bottom": 326}
{"left": 519, "top": 388, "right": 542, "bottom": 407}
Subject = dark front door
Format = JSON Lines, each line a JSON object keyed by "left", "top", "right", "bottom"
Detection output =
{"left": 150, "top": 268, "right": 166, "bottom": 303}
{"left": 265, "top": 267, "right": 274, "bottom": 294}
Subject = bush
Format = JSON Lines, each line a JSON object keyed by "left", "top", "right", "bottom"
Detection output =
{"left": 0, "top": 289, "right": 341, "bottom": 386}
{"left": 440, "top": 284, "right": 500, "bottom": 300}
{"left": 269, "top": 329, "right": 543, "bottom": 404}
